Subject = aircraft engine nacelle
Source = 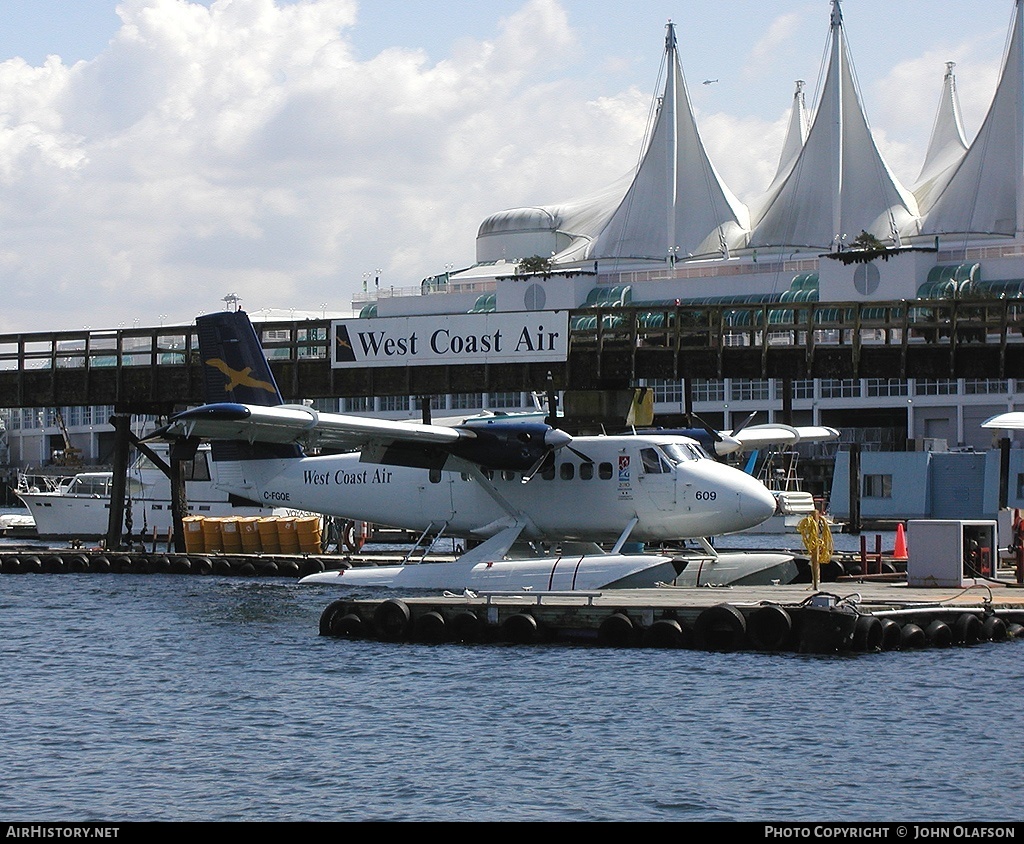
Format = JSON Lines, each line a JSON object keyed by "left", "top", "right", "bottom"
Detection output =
{"left": 450, "top": 420, "right": 567, "bottom": 471}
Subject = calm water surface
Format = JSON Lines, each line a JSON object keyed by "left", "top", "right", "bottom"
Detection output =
{"left": 1, "top": 527, "right": 1022, "bottom": 822}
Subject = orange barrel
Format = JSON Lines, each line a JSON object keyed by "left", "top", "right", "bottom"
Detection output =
{"left": 201, "top": 517, "right": 224, "bottom": 552}
{"left": 183, "top": 516, "right": 206, "bottom": 553}
{"left": 257, "top": 517, "right": 280, "bottom": 553}
{"left": 276, "top": 517, "right": 300, "bottom": 554}
{"left": 238, "top": 517, "right": 262, "bottom": 553}
{"left": 220, "top": 517, "right": 242, "bottom": 553}
{"left": 296, "top": 515, "right": 322, "bottom": 554}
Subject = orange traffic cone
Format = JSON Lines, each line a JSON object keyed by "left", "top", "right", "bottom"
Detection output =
{"left": 893, "top": 522, "right": 908, "bottom": 560}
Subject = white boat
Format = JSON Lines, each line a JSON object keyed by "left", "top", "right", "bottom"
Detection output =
{"left": 15, "top": 442, "right": 286, "bottom": 541}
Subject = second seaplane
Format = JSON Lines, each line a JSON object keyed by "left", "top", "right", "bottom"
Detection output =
{"left": 151, "top": 310, "right": 799, "bottom": 591}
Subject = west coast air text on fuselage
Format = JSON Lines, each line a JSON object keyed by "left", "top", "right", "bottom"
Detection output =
{"left": 302, "top": 468, "right": 394, "bottom": 486}
{"left": 331, "top": 311, "right": 569, "bottom": 368}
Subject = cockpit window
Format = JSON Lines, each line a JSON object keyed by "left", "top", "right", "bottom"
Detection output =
{"left": 640, "top": 447, "right": 671, "bottom": 474}
{"left": 661, "top": 442, "right": 706, "bottom": 463}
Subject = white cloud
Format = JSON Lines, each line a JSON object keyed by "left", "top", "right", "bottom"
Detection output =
{"left": 0, "top": 0, "right": 1011, "bottom": 333}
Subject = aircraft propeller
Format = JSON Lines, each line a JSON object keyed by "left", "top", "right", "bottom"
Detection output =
{"left": 730, "top": 410, "right": 759, "bottom": 436}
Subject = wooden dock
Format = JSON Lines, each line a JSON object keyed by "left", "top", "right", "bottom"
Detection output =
{"left": 314, "top": 578, "right": 1024, "bottom": 654}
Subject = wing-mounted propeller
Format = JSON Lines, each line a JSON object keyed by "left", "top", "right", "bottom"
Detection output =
{"left": 729, "top": 410, "right": 758, "bottom": 436}
{"left": 684, "top": 411, "right": 745, "bottom": 459}
{"left": 452, "top": 418, "right": 575, "bottom": 475}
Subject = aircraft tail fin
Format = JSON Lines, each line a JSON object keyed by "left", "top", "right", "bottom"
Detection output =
{"left": 196, "top": 310, "right": 302, "bottom": 461}
{"left": 196, "top": 310, "right": 285, "bottom": 407}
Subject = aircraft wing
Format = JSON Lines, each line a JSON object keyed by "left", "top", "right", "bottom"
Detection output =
{"left": 153, "top": 401, "right": 574, "bottom": 472}
{"left": 157, "top": 402, "right": 465, "bottom": 451}
{"left": 982, "top": 412, "right": 1024, "bottom": 430}
{"left": 724, "top": 423, "right": 840, "bottom": 451}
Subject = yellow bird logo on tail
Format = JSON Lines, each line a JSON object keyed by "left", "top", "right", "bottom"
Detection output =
{"left": 206, "top": 358, "right": 277, "bottom": 394}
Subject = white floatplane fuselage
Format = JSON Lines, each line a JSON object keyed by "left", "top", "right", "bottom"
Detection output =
{"left": 204, "top": 433, "right": 778, "bottom": 545}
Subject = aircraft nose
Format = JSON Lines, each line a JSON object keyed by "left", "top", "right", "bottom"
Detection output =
{"left": 742, "top": 475, "right": 779, "bottom": 524}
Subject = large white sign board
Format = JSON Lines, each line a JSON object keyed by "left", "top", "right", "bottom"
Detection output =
{"left": 332, "top": 311, "right": 569, "bottom": 368}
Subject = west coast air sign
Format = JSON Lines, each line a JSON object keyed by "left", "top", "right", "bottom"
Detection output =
{"left": 331, "top": 311, "right": 569, "bottom": 368}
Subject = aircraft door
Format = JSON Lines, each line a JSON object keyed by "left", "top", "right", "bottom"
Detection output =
{"left": 415, "top": 467, "right": 458, "bottom": 527}
{"left": 638, "top": 446, "right": 676, "bottom": 511}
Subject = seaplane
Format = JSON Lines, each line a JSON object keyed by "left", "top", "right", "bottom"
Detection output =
{"left": 149, "top": 310, "right": 800, "bottom": 591}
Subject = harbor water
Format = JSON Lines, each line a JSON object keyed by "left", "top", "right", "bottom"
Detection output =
{"left": 2, "top": 524, "right": 1023, "bottom": 822}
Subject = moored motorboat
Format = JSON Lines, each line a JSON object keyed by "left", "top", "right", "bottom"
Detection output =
{"left": 15, "top": 442, "right": 289, "bottom": 541}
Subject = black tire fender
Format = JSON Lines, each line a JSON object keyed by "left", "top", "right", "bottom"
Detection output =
{"left": 953, "top": 613, "right": 982, "bottom": 646}
{"left": 925, "top": 619, "right": 953, "bottom": 648}
{"left": 413, "top": 611, "right": 448, "bottom": 644}
{"left": 449, "top": 610, "right": 482, "bottom": 643}
{"left": 373, "top": 599, "right": 412, "bottom": 641}
{"left": 501, "top": 612, "right": 539, "bottom": 644}
{"left": 747, "top": 605, "right": 792, "bottom": 651}
{"left": 899, "top": 622, "right": 927, "bottom": 649}
{"left": 693, "top": 603, "right": 746, "bottom": 651}
{"left": 641, "top": 618, "right": 685, "bottom": 649}
{"left": 981, "top": 615, "right": 1007, "bottom": 642}
{"left": 318, "top": 600, "right": 350, "bottom": 637}
{"left": 851, "top": 615, "right": 884, "bottom": 652}
{"left": 597, "top": 613, "right": 635, "bottom": 648}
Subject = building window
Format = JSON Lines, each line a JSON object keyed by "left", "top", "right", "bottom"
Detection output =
{"left": 183, "top": 453, "right": 212, "bottom": 482}
{"left": 691, "top": 379, "right": 725, "bottom": 403}
{"left": 776, "top": 379, "right": 815, "bottom": 400}
{"left": 863, "top": 474, "right": 892, "bottom": 498}
{"left": 866, "top": 379, "right": 909, "bottom": 397}
{"left": 730, "top": 379, "right": 769, "bottom": 401}
{"left": 820, "top": 379, "right": 862, "bottom": 398}
{"left": 964, "top": 379, "right": 1009, "bottom": 395}
{"left": 651, "top": 380, "right": 684, "bottom": 403}
{"left": 488, "top": 392, "right": 523, "bottom": 409}
{"left": 379, "top": 395, "right": 409, "bottom": 412}
{"left": 344, "top": 396, "right": 372, "bottom": 413}
{"left": 451, "top": 393, "right": 483, "bottom": 410}
{"left": 915, "top": 379, "right": 958, "bottom": 396}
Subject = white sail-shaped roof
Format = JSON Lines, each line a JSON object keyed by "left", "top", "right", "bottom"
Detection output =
{"left": 775, "top": 80, "right": 810, "bottom": 186}
{"left": 923, "top": 0, "right": 1024, "bottom": 237}
{"left": 588, "top": 22, "right": 749, "bottom": 261}
{"left": 475, "top": 172, "right": 630, "bottom": 264}
{"left": 912, "top": 62, "right": 969, "bottom": 214}
{"left": 748, "top": 80, "right": 809, "bottom": 223}
{"left": 749, "top": 1, "right": 920, "bottom": 250}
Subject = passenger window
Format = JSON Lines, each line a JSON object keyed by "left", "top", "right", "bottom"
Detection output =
{"left": 541, "top": 463, "right": 555, "bottom": 480}
{"left": 580, "top": 463, "right": 593, "bottom": 480}
{"left": 502, "top": 470, "right": 516, "bottom": 481}
{"left": 560, "top": 463, "right": 574, "bottom": 480}
{"left": 599, "top": 462, "right": 613, "bottom": 480}
{"left": 429, "top": 468, "right": 442, "bottom": 484}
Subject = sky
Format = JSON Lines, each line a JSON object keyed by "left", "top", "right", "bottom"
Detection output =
{"left": 0, "top": 0, "right": 1015, "bottom": 332}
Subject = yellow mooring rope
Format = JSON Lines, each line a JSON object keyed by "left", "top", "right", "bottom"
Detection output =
{"left": 797, "top": 509, "right": 833, "bottom": 590}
